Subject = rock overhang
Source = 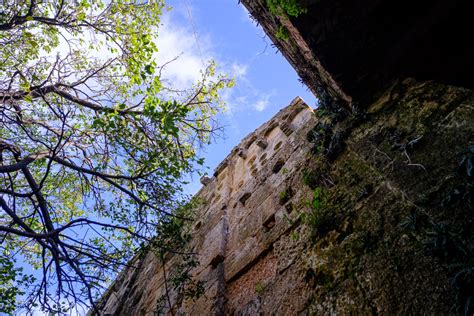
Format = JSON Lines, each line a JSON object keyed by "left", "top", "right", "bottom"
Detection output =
{"left": 241, "top": 0, "right": 474, "bottom": 108}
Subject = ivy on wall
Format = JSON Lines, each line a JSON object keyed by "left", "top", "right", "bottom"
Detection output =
{"left": 266, "top": 0, "right": 307, "bottom": 17}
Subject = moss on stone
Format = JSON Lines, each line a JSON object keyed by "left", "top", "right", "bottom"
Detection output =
{"left": 300, "top": 79, "right": 474, "bottom": 314}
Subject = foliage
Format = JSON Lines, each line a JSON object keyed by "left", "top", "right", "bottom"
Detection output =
{"left": 302, "top": 169, "right": 318, "bottom": 189}
{"left": 0, "top": 254, "right": 35, "bottom": 314}
{"left": 278, "top": 187, "right": 293, "bottom": 205}
{"left": 166, "top": 255, "right": 205, "bottom": 305}
{"left": 404, "top": 145, "right": 474, "bottom": 315}
{"left": 459, "top": 146, "right": 474, "bottom": 178}
{"left": 151, "top": 198, "right": 202, "bottom": 255}
{"left": 152, "top": 199, "right": 205, "bottom": 315}
{"left": 450, "top": 265, "right": 474, "bottom": 316}
{"left": 275, "top": 25, "right": 290, "bottom": 41}
{"left": 0, "top": 1, "right": 231, "bottom": 313}
{"left": 423, "top": 223, "right": 467, "bottom": 260}
{"left": 399, "top": 210, "right": 421, "bottom": 231}
{"left": 306, "top": 122, "right": 330, "bottom": 155}
{"left": 311, "top": 187, "right": 324, "bottom": 211}
{"left": 255, "top": 282, "right": 266, "bottom": 295}
{"left": 266, "top": 0, "right": 307, "bottom": 17}
{"left": 300, "top": 187, "right": 337, "bottom": 241}
{"left": 290, "top": 230, "right": 300, "bottom": 241}
{"left": 279, "top": 189, "right": 288, "bottom": 202}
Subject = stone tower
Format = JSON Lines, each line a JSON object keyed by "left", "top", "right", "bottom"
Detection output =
{"left": 98, "top": 97, "right": 320, "bottom": 315}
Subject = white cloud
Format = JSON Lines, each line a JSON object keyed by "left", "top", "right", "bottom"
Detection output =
{"left": 253, "top": 93, "right": 272, "bottom": 112}
{"left": 153, "top": 4, "right": 275, "bottom": 116}
{"left": 154, "top": 14, "right": 211, "bottom": 90}
{"left": 155, "top": 12, "right": 250, "bottom": 98}
{"left": 221, "top": 88, "right": 236, "bottom": 115}
{"left": 221, "top": 83, "right": 275, "bottom": 115}
{"left": 231, "top": 62, "right": 248, "bottom": 80}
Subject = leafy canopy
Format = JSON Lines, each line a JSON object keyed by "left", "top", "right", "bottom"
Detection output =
{"left": 0, "top": 0, "right": 232, "bottom": 313}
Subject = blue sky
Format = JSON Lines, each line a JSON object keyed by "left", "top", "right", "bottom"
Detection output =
{"left": 157, "top": 0, "right": 317, "bottom": 193}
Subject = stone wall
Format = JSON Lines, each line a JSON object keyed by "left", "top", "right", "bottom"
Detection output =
{"left": 97, "top": 97, "right": 319, "bottom": 315}
{"left": 301, "top": 79, "right": 474, "bottom": 314}
{"left": 98, "top": 79, "right": 474, "bottom": 315}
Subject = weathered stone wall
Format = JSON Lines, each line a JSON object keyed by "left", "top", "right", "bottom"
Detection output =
{"left": 98, "top": 79, "right": 474, "bottom": 315}
{"left": 301, "top": 79, "right": 474, "bottom": 314}
{"left": 97, "top": 97, "right": 319, "bottom": 315}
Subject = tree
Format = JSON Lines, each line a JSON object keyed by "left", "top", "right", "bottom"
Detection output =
{"left": 0, "top": 0, "right": 231, "bottom": 313}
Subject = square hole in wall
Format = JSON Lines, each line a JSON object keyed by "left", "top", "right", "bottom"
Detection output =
{"left": 239, "top": 192, "right": 252, "bottom": 206}
{"left": 263, "top": 214, "right": 276, "bottom": 231}
{"left": 272, "top": 159, "right": 285, "bottom": 173}
{"left": 210, "top": 254, "right": 224, "bottom": 268}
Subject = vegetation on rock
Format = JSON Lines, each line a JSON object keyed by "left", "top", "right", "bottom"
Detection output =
{"left": 300, "top": 80, "right": 474, "bottom": 314}
{"left": 275, "top": 25, "right": 290, "bottom": 41}
{"left": 151, "top": 198, "right": 206, "bottom": 315}
{"left": 266, "top": 0, "right": 307, "bottom": 17}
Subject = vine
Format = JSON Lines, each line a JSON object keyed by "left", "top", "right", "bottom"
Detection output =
{"left": 399, "top": 146, "right": 474, "bottom": 314}
{"left": 150, "top": 198, "right": 206, "bottom": 315}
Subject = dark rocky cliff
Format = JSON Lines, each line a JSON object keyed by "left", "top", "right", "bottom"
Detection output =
{"left": 299, "top": 78, "right": 474, "bottom": 314}
{"left": 241, "top": 0, "right": 474, "bottom": 108}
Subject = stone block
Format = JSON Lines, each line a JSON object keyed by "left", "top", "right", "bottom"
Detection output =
{"left": 256, "top": 138, "right": 268, "bottom": 149}
{"left": 200, "top": 176, "right": 212, "bottom": 185}
{"left": 197, "top": 218, "right": 227, "bottom": 270}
